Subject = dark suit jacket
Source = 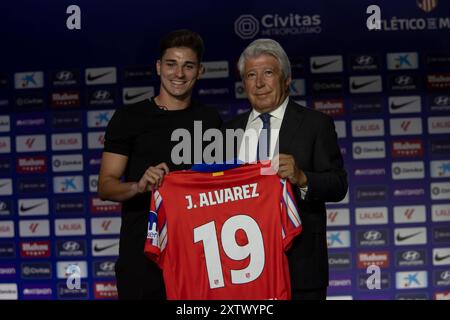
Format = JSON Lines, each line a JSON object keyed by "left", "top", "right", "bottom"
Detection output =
{"left": 223, "top": 100, "right": 348, "bottom": 290}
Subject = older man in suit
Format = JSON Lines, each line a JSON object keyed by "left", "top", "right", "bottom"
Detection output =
{"left": 224, "top": 39, "right": 348, "bottom": 300}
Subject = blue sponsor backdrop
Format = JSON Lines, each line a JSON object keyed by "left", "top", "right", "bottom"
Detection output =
{"left": 0, "top": 0, "right": 450, "bottom": 300}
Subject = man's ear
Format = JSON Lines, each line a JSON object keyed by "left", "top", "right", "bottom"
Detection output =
{"left": 285, "top": 76, "right": 292, "bottom": 88}
{"left": 156, "top": 60, "right": 161, "bottom": 76}
{"left": 197, "top": 64, "right": 205, "bottom": 79}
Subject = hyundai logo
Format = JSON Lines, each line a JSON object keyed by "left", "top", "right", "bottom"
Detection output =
{"left": 93, "top": 90, "right": 111, "bottom": 100}
{"left": 62, "top": 241, "right": 80, "bottom": 251}
{"left": 402, "top": 251, "right": 420, "bottom": 261}
{"left": 356, "top": 55, "right": 374, "bottom": 66}
{"left": 434, "top": 96, "right": 450, "bottom": 106}
{"left": 395, "top": 75, "right": 413, "bottom": 86}
{"left": 56, "top": 71, "right": 74, "bottom": 81}
{"left": 440, "top": 271, "right": 450, "bottom": 280}
{"left": 363, "top": 230, "right": 382, "bottom": 241}
{"left": 99, "top": 261, "right": 115, "bottom": 272}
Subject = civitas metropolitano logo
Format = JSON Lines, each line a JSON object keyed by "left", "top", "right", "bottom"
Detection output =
{"left": 234, "top": 13, "right": 321, "bottom": 39}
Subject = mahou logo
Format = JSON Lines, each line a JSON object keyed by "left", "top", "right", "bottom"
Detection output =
{"left": 357, "top": 251, "right": 389, "bottom": 268}
{"left": 94, "top": 282, "right": 118, "bottom": 299}
{"left": 51, "top": 91, "right": 80, "bottom": 108}
{"left": 16, "top": 156, "right": 47, "bottom": 174}
{"left": 90, "top": 197, "right": 121, "bottom": 214}
{"left": 391, "top": 140, "right": 423, "bottom": 158}
{"left": 20, "top": 241, "right": 51, "bottom": 258}
{"left": 313, "top": 100, "right": 345, "bottom": 116}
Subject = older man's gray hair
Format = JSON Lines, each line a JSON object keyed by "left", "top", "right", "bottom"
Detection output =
{"left": 237, "top": 38, "right": 292, "bottom": 80}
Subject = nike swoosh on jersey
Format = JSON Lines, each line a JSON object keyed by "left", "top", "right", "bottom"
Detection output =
{"left": 94, "top": 242, "right": 119, "bottom": 252}
{"left": 312, "top": 59, "right": 339, "bottom": 70}
{"left": 434, "top": 254, "right": 450, "bottom": 262}
{"left": 390, "top": 100, "right": 417, "bottom": 110}
{"left": 396, "top": 231, "right": 423, "bottom": 242}
{"left": 87, "top": 71, "right": 112, "bottom": 82}
{"left": 124, "top": 91, "right": 151, "bottom": 101}
{"left": 351, "top": 80, "right": 379, "bottom": 90}
{"left": 0, "top": 182, "right": 9, "bottom": 189}
{"left": 20, "top": 202, "right": 45, "bottom": 212}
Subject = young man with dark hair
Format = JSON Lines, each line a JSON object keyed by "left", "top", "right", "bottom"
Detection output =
{"left": 98, "top": 29, "right": 222, "bottom": 299}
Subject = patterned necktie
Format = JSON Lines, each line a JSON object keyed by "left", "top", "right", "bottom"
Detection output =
{"left": 257, "top": 113, "right": 271, "bottom": 161}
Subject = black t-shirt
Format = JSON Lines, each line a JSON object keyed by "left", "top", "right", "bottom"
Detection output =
{"left": 103, "top": 97, "right": 222, "bottom": 263}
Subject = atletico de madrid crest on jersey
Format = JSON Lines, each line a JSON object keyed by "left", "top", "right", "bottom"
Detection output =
{"left": 417, "top": 0, "right": 438, "bottom": 13}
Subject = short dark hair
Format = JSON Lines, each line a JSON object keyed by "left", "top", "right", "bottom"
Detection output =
{"left": 159, "top": 29, "right": 204, "bottom": 62}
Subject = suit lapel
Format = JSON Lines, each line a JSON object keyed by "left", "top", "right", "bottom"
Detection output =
{"left": 278, "top": 101, "right": 306, "bottom": 153}
{"left": 233, "top": 111, "right": 251, "bottom": 130}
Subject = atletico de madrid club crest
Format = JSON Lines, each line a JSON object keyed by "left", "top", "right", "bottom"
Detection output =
{"left": 417, "top": 0, "right": 439, "bottom": 13}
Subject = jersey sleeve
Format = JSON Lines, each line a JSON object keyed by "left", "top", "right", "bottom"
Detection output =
{"left": 144, "top": 190, "right": 167, "bottom": 266}
{"left": 279, "top": 179, "right": 302, "bottom": 250}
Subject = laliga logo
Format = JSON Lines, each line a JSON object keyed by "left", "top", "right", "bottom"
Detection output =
{"left": 235, "top": 15, "right": 260, "bottom": 39}
{"left": 66, "top": 264, "right": 81, "bottom": 290}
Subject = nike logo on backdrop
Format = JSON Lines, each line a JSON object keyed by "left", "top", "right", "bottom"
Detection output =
{"left": 124, "top": 91, "right": 151, "bottom": 101}
{"left": 87, "top": 71, "right": 112, "bottom": 82}
{"left": 396, "top": 231, "right": 422, "bottom": 242}
{"left": 20, "top": 202, "right": 45, "bottom": 212}
{"left": 390, "top": 100, "right": 418, "bottom": 110}
{"left": 312, "top": 59, "right": 339, "bottom": 70}
{"left": 94, "top": 243, "right": 119, "bottom": 252}
{"left": 351, "top": 80, "right": 379, "bottom": 90}
{"left": 434, "top": 254, "right": 450, "bottom": 262}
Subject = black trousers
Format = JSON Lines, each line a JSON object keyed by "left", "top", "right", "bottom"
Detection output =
{"left": 291, "top": 287, "right": 327, "bottom": 300}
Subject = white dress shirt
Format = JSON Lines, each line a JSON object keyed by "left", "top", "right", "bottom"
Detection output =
{"left": 237, "top": 97, "right": 308, "bottom": 199}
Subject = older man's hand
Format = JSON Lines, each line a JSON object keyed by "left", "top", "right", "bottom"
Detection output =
{"left": 272, "top": 154, "right": 308, "bottom": 187}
